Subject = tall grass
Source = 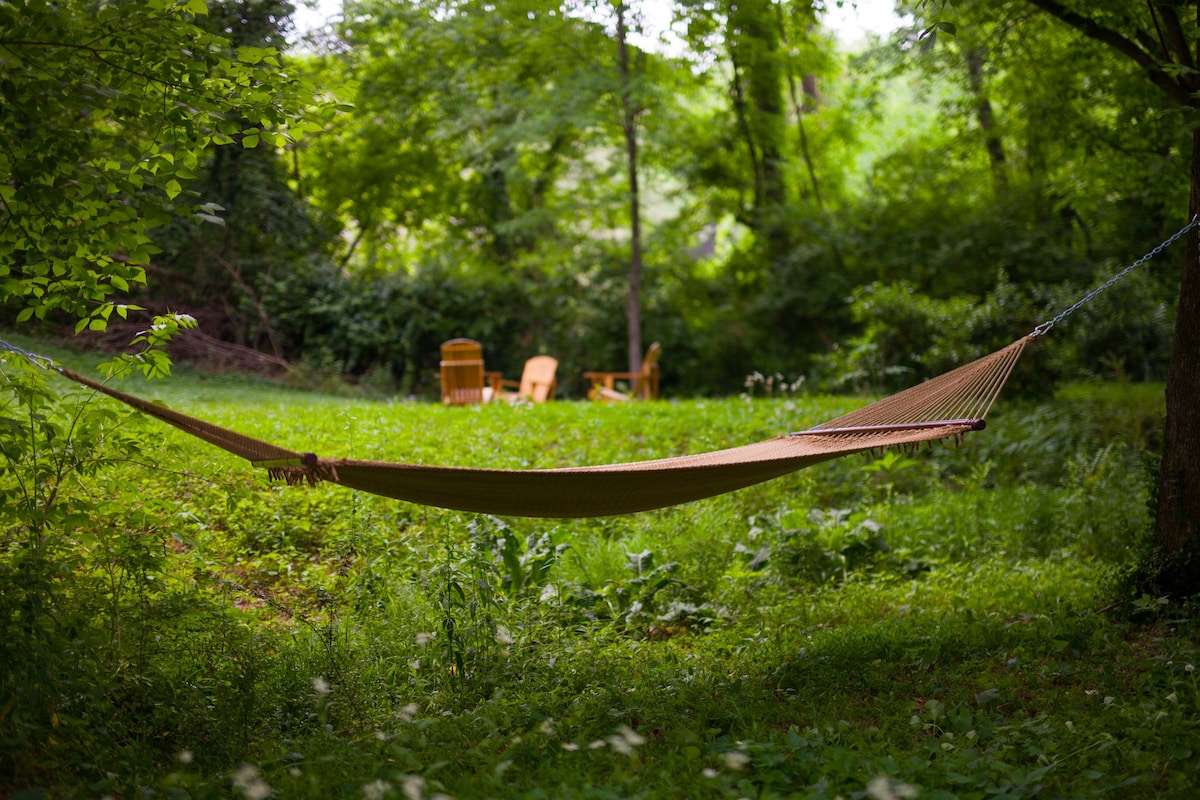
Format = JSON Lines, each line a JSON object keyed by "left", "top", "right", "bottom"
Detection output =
{"left": 2, "top": 334, "right": 1197, "bottom": 798}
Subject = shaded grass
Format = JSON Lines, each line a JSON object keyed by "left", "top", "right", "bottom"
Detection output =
{"left": 2, "top": 332, "right": 1197, "bottom": 798}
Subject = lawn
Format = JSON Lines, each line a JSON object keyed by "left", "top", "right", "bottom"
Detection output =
{"left": 1, "top": 333, "right": 1198, "bottom": 798}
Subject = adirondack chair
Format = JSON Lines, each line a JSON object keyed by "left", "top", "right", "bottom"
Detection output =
{"left": 584, "top": 342, "right": 661, "bottom": 401}
{"left": 439, "top": 338, "right": 488, "bottom": 405}
{"left": 491, "top": 355, "right": 558, "bottom": 404}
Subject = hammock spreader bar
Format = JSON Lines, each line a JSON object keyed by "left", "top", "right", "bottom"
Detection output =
{"left": 4, "top": 336, "right": 1030, "bottom": 517}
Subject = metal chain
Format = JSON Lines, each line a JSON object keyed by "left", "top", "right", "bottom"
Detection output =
{"left": 0, "top": 338, "right": 62, "bottom": 371}
{"left": 1031, "top": 215, "right": 1200, "bottom": 337}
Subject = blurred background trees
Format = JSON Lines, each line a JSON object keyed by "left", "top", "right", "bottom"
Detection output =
{"left": 3, "top": 0, "right": 1192, "bottom": 400}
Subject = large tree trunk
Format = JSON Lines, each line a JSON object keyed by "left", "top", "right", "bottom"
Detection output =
{"left": 1151, "top": 12, "right": 1200, "bottom": 584}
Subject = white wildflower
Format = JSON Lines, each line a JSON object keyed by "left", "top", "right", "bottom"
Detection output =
{"left": 588, "top": 739, "right": 606, "bottom": 750}
{"left": 723, "top": 751, "right": 750, "bottom": 770}
{"left": 233, "top": 764, "right": 273, "bottom": 800}
{"left": 538, "top": 718, "right": 554, "bottom": 736}
{"left": 561, "top": 742, "right": 580, "bottom": 751}
{"left": 495, "top": 626, "right": 513, "bottom": 646}
{"left": 402, "top": 775, "right": 425, "bottom": 800}
{"left": 607, "top": 736, "right": 634, "bottom": 756}
{"left": 416, "top": 632, "right": 435, "bottom": 648}
{"left": 616, "top": 725, "right": 645, "bottom": 747}
{"left": 363, "top": 779, "right": 392, "bottom": 800}
{"left": 867, "top": 776, "right": 918, "bottom": 800}
{"left": 178, "top": 749, "right": 194, "bottom": 764}
{"left": 312, "top": 677, "right": 330, "bottom": 695}
{"left": 702, "top": 768, "right": 719, "bottom": 778}
{"left": 605, "top": 725, "right": 645, "bottom": 756}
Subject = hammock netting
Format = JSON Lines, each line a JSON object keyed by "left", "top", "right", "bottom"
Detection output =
{"left": 47, "top": 336, "right": 1029, "bottom": 517}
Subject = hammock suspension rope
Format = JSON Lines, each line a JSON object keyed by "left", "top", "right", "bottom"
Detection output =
{"left": 1030, "top": 215, "right": 1199, "bottom": 338}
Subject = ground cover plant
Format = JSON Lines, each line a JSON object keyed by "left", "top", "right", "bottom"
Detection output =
{"left": 2, "top": 333, "right": 1198, "bottom": 799}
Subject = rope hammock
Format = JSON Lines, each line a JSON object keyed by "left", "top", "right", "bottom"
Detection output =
{"left": 2, "top": 217, "right": 1195, "bottom": 517}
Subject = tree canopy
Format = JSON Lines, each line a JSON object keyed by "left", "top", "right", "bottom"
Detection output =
{"left": 0, "top": 0, "right": 328, "bottom": 367}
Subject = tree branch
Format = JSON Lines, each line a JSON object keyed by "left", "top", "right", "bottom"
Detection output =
{"left": 1023, "top": 0, "right": 1192, "bottom": 106}
{"left": 1158, "top": 2, "right": 1196, "bottom": 70}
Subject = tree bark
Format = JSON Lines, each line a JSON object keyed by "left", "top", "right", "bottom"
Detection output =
{"left": 773, "top": 0, "right": 823, "bottom": 207}
{"left": 616, "top": 3, "right": 644, "bottom": 374}
{"left": 964, "top": 47, "right": 1008, "bottom": 195}
{"left": 1152, "top": 3, "right": 1200, "bottom": 575}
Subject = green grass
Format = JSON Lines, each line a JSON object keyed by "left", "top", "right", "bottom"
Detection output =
{"left": 2, "top": 334, "right": 1198, "bottom": 798}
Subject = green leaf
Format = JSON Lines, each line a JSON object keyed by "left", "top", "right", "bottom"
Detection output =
{"left": 164, "top": 179, "right": 182, "bottom": 199}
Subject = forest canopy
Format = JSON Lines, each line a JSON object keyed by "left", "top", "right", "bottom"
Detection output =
{"left": 1, "top": 0, "right": 1192, "bottom": 396}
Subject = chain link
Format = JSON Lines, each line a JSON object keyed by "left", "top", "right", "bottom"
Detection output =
{"left": 0, "top": 338, "right": 61, "bottom": 371}
{"left": 1031, "top": 215, "right": 1200, "bottom": 337}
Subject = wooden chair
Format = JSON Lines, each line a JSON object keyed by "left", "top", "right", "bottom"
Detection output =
{"left": 491, "top": 355, "right": 558, "bottom": 404}
{"left": 584, "top": 341, "right": 661, "bottom": 401}
{"left": 439, "top": 338, "right": 488, "bottom": 405}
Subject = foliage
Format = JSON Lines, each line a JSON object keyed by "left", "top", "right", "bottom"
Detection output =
{"left": 819, "top": 258, "right": 1178, "bottom": 397}
{"left": 0, "top": 0, "right": 328, "bottom": 336}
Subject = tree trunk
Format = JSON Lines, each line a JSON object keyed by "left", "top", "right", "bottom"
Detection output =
{"left": 1151, "top": 7, "right": 1200, "bottom": 584}
{"left": 773, "top": 0, "right": 823, "bottom": 207}
{"left": 616, "top": 3, "right": 643, "bottom": 373}
{"left": 729, "top": 0, "right": 787, "bottom": 233}
{"left": 964, "top": 47, "right": 1008, "bottom": 195}
{"left": 1013, "top": 0, "right": 1200, "bottom": 596}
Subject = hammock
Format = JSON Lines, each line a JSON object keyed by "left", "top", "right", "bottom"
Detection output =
{"left": 15, "top": 337, "right": 1025, "bottom": 517}
{"left": 4, "top": 217, "right": 1193, "bottom": 518}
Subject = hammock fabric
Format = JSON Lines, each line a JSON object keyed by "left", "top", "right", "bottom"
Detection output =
{"left": 43, "top": 336, "right": 1029, "bottom": 517}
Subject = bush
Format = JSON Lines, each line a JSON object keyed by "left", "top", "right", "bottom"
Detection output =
{"left": 817, "top": 265, "right": 1175, "bottom": 398}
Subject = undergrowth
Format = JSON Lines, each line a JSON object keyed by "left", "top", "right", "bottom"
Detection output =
{"left": 1, "top": 334, "right": 1197, "bottom": 798}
